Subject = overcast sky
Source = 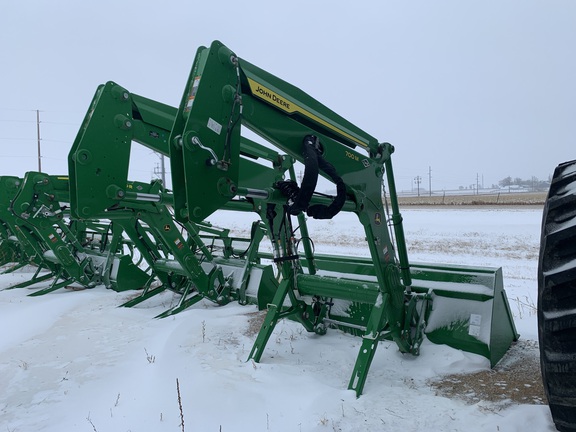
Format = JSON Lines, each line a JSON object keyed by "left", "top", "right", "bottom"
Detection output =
{"left": 1, "top": 1, "right": 574, "bottom": 192}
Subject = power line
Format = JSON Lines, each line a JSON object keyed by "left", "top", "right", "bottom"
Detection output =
{"left": 36, "top": 109, "right": 41, "bottom": 172}
{"left": 0, "top": 108, "right": 38, "bottom": 112}
{"left": 0, "top": 107, "right": 83, "bottom": 115}
{"left": 42, "top": 139, "right": 73, "bottom": 144}
{"left": 40, "top": 155, "right": 66, "bottom": 161}
{"left": 0, "top": 119, "right": 36, "bottom": 124}
{"left": 41, "top": 121, "right": 80, "bottom": 126}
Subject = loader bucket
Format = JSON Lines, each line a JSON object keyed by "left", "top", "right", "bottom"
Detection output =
{"left": 410, "top": 262, "right": 519, "bottom": 367}
{"left": 306, "top": 255, "right": 518, "bottom": 367}
{"left": 109, "top": 254, "right": 150, "bottom": 292}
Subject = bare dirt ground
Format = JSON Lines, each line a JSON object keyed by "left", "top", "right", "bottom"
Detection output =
{"left": 428, "top": 339, "right": 546, "bottom": 408}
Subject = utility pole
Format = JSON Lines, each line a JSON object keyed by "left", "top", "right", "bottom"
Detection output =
{"left": 160, "top": 153, "right": 166, "bottom": 186}
{"left": 36, "top": 109, "right": 42, "bottom": 172}
{"left": 428, "top": 166, "right": 432, "bottom": 197}
{"left": 414, "top": 175, "right": 422, "bottom": 197}
{"left": 476, "top": 173, "right": 480, "bottom": 195}
{"left": 153, "top": 153, "right": 167, "bottom": 185}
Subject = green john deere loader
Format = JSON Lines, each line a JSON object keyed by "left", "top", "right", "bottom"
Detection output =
{"left": 2, "top": 172, "right": 148, "bottom": 294}
{"left": 0, "top": 176, "right": 45, "bottom": 275}
{"left": 67, "top": 90, "right": 281, "bottom": 317}
{"left": 67, "top": 40, "right": 518, "bottom": 396}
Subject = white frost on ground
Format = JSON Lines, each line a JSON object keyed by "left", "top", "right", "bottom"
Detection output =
{"left": 0, "top": 208, "right": 557, "bottom": 432}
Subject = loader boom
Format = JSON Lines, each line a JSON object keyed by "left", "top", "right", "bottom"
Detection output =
{"left": 68, "top": 83, "right": 176, "bottom": 220}
{"left": 67, "top": 83, "right": 289, "bottom": 317}
{"left": 168, "top": 41, "right": 518, "bottom": 395}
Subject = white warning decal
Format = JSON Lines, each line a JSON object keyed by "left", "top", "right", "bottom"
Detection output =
{"left": 207, "top": 117, "right": 222, "bottom": 135}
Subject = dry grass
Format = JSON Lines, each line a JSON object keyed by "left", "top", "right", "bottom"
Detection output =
{"left": 395, "top": 192, "right": 546, "bottom": 206}
{"left": 245, "top": 310, "right": 267, "bottom": 337}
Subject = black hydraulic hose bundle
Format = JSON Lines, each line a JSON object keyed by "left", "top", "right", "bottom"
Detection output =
{"left": 276, "top": 135, "right": 346, "bottom": 220}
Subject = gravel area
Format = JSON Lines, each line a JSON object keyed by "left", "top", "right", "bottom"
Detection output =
{"left": 428, "top": 339, "right": 546, "bottom": 408}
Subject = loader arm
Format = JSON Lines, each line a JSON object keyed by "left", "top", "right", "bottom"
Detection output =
{"left": 0, "top": 176, "right": 48, "bottom": 272}
{"left": 174, "top": 49, "right": 407, "bottom": 296}
{"left": 68, "top": 84, "right": 176, "bottom": 220}
{"left": 68, "top": 80, "right": 291, "bottom": 222}
{"left": 67, "top": 84, "right": 288, "bottom": 314}
{"left": 8, "top": 172, "right": 149, "bottom": 293}
{"left": 170, "top": 40, "right": 518, "bottom": 396}
{"left": 170, "top": 41, "right": 410, "bottom": 288}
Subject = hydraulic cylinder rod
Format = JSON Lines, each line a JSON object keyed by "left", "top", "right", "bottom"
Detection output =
{"left": 384, "top": 152, "right": 412, "bottom": 288}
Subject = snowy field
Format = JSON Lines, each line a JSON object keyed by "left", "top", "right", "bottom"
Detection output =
{"left": 0, "top": 207, "right": 556, "bottom": 432}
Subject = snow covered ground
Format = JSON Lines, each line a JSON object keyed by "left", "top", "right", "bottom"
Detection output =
{"left": 0, "top": 207, "right": 556, "bottom": 432}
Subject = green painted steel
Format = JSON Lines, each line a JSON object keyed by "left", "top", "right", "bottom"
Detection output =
{"left": 2, "top": 172, "right": 149, "bottom": 293}
{"left": 0, "top": 175, "right": 58, "bottom": 281}
{"left": 165, "top": 40, "right": 518, "bottom": 396}
{"left": 0, "top": 240, "right": 18, "bottom": 267}
{"left": 299, "top": 254, "right": 518, "bottom": 367}
{"left": 68, "top": 82, "right": 175, "bottom": 220}
{"left": 49, "top": 39, "right": 519, "bottom": 397}
{"left": 169, "top": 41, "right": 242, "bottom": 223}
{"left": 0, "top": 202, "right": 20, "bottom": 268}
{"left": 67, "top": 82, "right": 290, "bottom": 316}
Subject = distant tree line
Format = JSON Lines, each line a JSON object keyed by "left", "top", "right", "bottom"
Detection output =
{"left": 496, "top": 176, "right": 550, "bottom": 191}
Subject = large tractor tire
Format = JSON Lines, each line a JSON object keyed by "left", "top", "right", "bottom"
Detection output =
{"left": 539, "top": 159, "right": 576, "bottom": 431}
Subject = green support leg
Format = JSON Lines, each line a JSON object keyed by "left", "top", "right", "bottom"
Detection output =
{"left": 28, "top": 277, "right": 75, "bottom": 297}
{"left": 348, "top": 336, "right": 381, "bottom": 397}
{"left": 1, "top": 261, "right": 29, "bottom": 275}
{"left": 155, "top": 282, "right": 203, "bottom": 318}
{"left": 119, "top": 275, "right": 162, "bottom": 308}
{"left": 248, "top": 278, "right": 292, "bottom": 363}
{"left": 237, "top": 222, "right": 265, "bottom": 305}
{"left": 348, "top": 293, "right": 390, "bottom": 397}
{"left": 3, "top": 268, "right": 54, "bottom": 290}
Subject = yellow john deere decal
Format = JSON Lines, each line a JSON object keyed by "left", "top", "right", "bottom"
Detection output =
{"left": 247, "top": 78, "right": 368, "bottom": 148}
